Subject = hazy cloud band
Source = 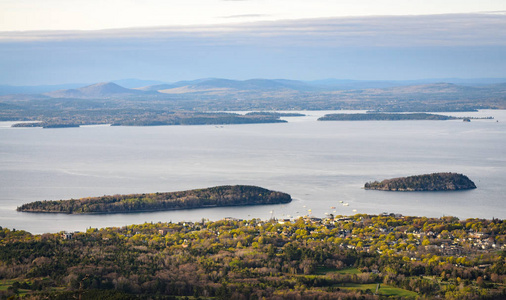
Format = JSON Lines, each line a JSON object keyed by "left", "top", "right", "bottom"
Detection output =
{"left": 1, "top": 13, "right": 505, "bottom": 47}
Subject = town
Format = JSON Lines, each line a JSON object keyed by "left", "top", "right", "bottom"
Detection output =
{"left": 1, "top": 213, "right": 505, "bottom": 299}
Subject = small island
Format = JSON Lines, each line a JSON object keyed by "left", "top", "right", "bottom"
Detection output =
{"left": 364, "top": 173, "right": 476, "bottom": 191}
{"left": 17, "top": 185, "right": 292, "bottom": 214}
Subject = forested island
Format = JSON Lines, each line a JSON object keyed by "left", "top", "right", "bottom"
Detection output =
{"left": 11, "top": 112, "right": 287, "bottom": 128}
{"left": 0, "top": 214, "right": 505, "bottom": 299}
{"left": 319, "top": 113, "right": 470, "bottom": 121}
{"left": 364, "top": 173, "right": 477, "bottom": 191}
{"left": 17, "top": 185, "right": 292, "bottom": 214}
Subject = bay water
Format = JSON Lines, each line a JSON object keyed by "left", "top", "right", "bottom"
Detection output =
{"left": 0, "top": 110, "right": 504, "bottom": 234}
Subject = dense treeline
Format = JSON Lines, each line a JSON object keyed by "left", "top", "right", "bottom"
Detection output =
{"left": 364, "top": 173, "right": 477, "bottom": 191}
{"left": 17, "top": 185, "right": 292, "bottom": 214}
{"left": 112, "top": 112, "right": 287, "bottom": 126}
{"left": 11, "top": 111, "right": 286, "bottom": 128}
{"left": 318, "top": 113, "right": 459, "bottom": 121}
{"left": 0, "top": 214, "right": 505, "bottom": 299}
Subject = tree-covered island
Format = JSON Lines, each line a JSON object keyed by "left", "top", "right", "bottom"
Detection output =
{"left": 16, "top": 185, "right": 292, "bottom": 214}
{"left": 318, "top": 113, "right": 492, "bottom": 121}
{"left": 365, "top": 173, "right": 477, "bottom": 191}
{"left": 11, "top": 112, "right": 287, "bottom": 128}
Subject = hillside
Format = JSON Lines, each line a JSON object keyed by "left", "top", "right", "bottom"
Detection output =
{"left": 4, "top": 77, "right": 505, "bottom": 96}
{"left": 0, "top": 214, "right": 504, "bottom": 299}
{"left": 368, "top": 83, "right": 477, "bottom": 94}
{"left": 364, "top": 173, "right": 477, "bottom": 191}
{"left": 140, "top": 78, "right": 315, "bottom": 93}
{"left": 45, "top": 82, "right": 156, "bottom": 98}
{"left": 111, "top": 78, "right": 166, "bottom": 88}
{"left": 17, "top": 185, "right": 292, "bottom": 214}
{"left": 1, "top": 78, "right": 506, "bottom": 123}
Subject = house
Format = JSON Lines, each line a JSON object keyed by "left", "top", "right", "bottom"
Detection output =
{"left": 278, "top": 219, "right": 292, "bottom": 224}
{"left": 61, "top": 232, "right": 73, "bottom": 240}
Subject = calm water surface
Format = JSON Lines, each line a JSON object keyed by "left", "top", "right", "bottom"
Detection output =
{"left": 0, "top": 110, "right": 505, "bottom": 234}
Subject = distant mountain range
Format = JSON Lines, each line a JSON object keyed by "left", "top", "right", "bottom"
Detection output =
{"left": 137, "top": 77, "right": 506, "bottom": 94}
{"left": 2, "top": 77, "right": 506, "bottom": 119}
{"left": 138, "top": 78, "right": 315, "bottom": 93}
{"left": 111, "top": 78, "right": 166, "bottom": 89}
{"left": 45, "top": 82, "right": 158, "bottom": 99}
{"left": 306, "top": 78, "right": 506, "bottom": 90}
{"left": 1, "top": 77, "right": 506, "bottom": 100}
{"left": 0, "top": 79, "right": 163, "bottom": 96}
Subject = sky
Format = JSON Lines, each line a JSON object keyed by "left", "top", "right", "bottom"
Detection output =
{"left": 1, "top": 1, "right": 506, "bottom": 85}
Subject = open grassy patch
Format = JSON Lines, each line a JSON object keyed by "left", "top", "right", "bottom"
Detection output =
{"left": 378, "top": 285, "right": 419, "bottom": 298}
{"left": 0, "top": 279, "right": 31, "bottom": 295}
{"left": 335, "top": 267, "right": 361, "bottom": 275}
{"left": 338, "top": 283, "right": 418, "bottom": 298}
{"left": 0, "top": 279, "right": 21, "bottom": 291}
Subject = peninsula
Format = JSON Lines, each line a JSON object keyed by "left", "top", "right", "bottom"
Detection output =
{"left": 364, "top": 173, "right": 476, "bottom": 191}
{"left": 17, "top": 185, "right": 292, "bottom": 214}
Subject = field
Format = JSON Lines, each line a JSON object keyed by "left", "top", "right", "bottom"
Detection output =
{"left": 0, "top": 279, "right": 30, "bottom": 296}
{"left": 339, "top": 283, "right": 418, "bottom": 298}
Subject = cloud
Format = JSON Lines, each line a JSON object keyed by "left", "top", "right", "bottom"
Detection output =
{"left": 1, "top": 12, "right": 505, "bottom": 84}
{"left": 220, "top": 14, "right": 267, "bottom": 19}
{"left": 0, "top": 13, "right": 505, "bottom": 47}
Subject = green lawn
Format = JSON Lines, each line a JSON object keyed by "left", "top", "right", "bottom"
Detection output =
{"left": 379, "top": 285, "right": 419, "bottom": 298}
{"left": 0, "top": 279, "right": 19, "bottom": 291}
{"left": 0, "top": 279, "right": 30, "bottom": 295}
{"left": 339, "top": 283, "right": 418, "bottom": 298}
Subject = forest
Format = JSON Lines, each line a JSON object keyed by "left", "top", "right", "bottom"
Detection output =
{"left": 0, "top": 214, "right": 505, "bottom": 299}
{"left": 16, "top": 186, "right": 292, "bottom": 214}
{"left": 364, "top": 173, "right": 477, "bottom": 191}
{"left": 10, "top": 112, "right": 287, "bottom": 128}
{"left": 318, "top": 113, "right": 461, "bottom": 121}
